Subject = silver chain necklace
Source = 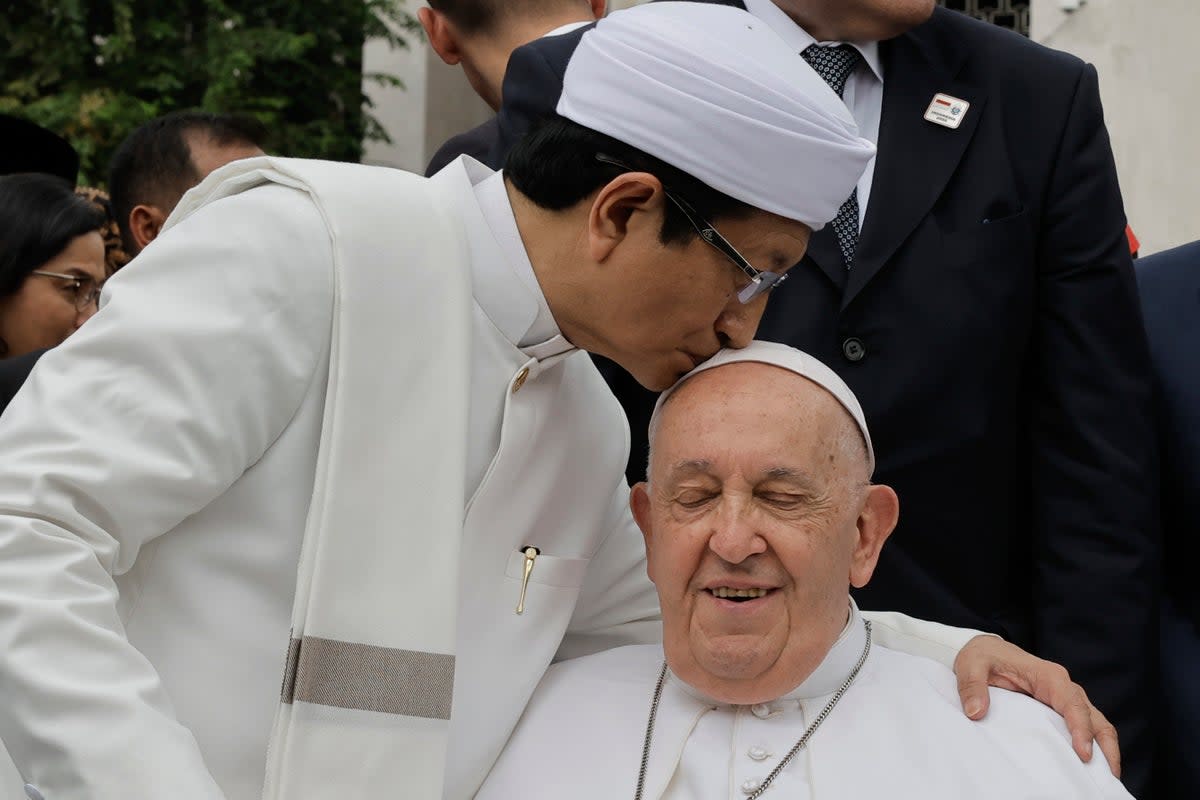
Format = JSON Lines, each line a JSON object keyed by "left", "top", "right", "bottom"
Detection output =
{"left": 633, "top": 619, "right": 872, "bottom": 800}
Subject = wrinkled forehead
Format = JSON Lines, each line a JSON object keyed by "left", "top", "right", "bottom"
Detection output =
{"left": 649, "top": 365, "right": 866, "bottom": 496}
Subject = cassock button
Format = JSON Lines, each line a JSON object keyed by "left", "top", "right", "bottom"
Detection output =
{"left": 842, "top": 337, "right": 866, "bottom": 362}
{"left": 511, "top": 367, "right": 530, "bottom": 394}
{"left": 741, "top": 778, "right": 762, "bottom": 795}
{"left": 751, "top": 703, "right": 771, "bottom": 719}
{"left": 747, "top": 745, "right": 770, "bottom": 761}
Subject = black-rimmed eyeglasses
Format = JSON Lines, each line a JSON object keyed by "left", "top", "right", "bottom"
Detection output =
{"left": 595, "top": 154, "right": 788, "bottom": 304}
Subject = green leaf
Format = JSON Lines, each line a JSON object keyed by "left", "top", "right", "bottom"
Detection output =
{"left": 6, "top": 0, "right": 418, "bottom": 184}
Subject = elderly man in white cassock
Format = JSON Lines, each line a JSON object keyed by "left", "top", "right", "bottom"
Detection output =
{"left": 0, "top": 4, "right": 1115, "bottom": 800}
{"left": 481, "top": 341, "right": 1131, "bottom": 800}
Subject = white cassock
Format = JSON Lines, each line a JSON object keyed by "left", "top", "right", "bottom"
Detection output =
{"left": 481, "top": 600, "right": 1132, "bottom": 800}
{"left": 0, "top": 156, "right": 974, "bottom": 800}
{"left": 0, "top": 753, "right": 17, "bottom": 800}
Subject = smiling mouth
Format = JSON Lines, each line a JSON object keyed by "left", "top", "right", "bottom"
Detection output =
{"left": 707, "top": 587, "right": 772, "bottom": 602}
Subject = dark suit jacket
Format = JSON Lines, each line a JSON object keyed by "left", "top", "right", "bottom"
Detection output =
{"left": 1137, "top": 240, "right": 1199, "bottom": 799}
{"left": 0, "top": 349, "right": 45, "bottom": 416}
{"left": 425, "top": 116, "right": 500, "bottom": 177}
{"left": 435, "top": 4, "right": 1160, "bottom": 793}
{"left": 756, "top": 15, "right": 1160, "bottom": 793}
{"left": 424, "top": 25, "right": 596, "bottom": 177}
{"left": 1136, "top": 242, "right": 1199, "bottom": 630}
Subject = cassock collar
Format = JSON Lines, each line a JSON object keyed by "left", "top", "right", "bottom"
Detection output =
{"left": 448, "top": 156, "right": 574, "bottom": 361}
{"left": 743, "top": 0, "right": 883, "bottom": 83}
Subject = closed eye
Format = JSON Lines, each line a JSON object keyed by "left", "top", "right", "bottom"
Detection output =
{"left": 757, "top": 493, "right": 807, "bottom": 509}
{"left": 675, "top": 491, "right": 718, "bottom": 509}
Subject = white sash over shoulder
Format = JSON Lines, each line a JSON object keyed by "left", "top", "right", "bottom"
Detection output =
{"left": 170, "top": 156, "right": 473, "bottom": 799}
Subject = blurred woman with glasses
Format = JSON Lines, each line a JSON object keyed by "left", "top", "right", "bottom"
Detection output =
{"left": 0, "top": 173, "right": 107, "bottom": 360}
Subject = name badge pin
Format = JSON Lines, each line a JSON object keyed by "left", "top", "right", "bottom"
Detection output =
{"left": 924, "top": 93, "right": 970, "bottom": 129}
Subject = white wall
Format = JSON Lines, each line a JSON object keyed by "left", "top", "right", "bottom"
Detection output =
{"left": 1034, "top": 0, "right": 1199, "bottom": 254}
{"left": 361, "top": 36, "right": 428, "bottom": 172}
{"left": 361, "top": 7, "right": 491, "bottom": 173}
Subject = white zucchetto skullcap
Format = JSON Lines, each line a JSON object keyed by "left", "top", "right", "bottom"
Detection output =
{"left": 651, "top": 341, "right": 875, "bottom": 474}
{"left": 555, "top": 1, "right": 875, "bottom": 230}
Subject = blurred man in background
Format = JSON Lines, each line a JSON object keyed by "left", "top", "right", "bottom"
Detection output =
{"left": 420, "top": 0, "right": 604, "bottom": 174}
{"left": 108, "top": 110, "right": 265, "bottom": 255}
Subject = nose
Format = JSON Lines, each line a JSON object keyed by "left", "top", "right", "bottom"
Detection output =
{"left": 714, "top": 293, "right": 767, "bottom": 349}
{"left": 707, "top": 497, "right": 767, "bottom": 564}
{"left": 76, "top": 302, "right": 99, "bottom": 327}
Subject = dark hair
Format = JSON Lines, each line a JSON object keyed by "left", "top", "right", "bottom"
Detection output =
{"left": 0, "top": 173, "right": 105, "bottom": 356}
{"left": 429, "top": 0, "right": 590, "bottom": 35}
{"left": 505, "top": 115, "right": 755, "bottom": 246}
{"left": 108, "top": 110, "right": 265, "bottom": 252}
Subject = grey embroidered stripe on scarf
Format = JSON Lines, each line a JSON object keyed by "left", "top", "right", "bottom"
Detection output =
{"left": 281, "top": 636, "right": 455, "bottom": 720}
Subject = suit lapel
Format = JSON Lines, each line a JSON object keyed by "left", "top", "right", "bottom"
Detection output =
{"left": 844, "top": 11, "right": 984, "bottom": 307}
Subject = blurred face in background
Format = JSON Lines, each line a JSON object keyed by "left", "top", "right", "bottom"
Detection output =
{"left": 769, "top": 0, "right": 936, "bottom": 41}
{"left": 0, "top": 231, "right": 106, "bottom": 357}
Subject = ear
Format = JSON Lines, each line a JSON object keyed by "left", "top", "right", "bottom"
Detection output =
{"left": 630, "top": 481, "right": 657, "bottom": 582}
{"left": 586, "top": 173, "right": 667, "bottom": 264}
{"left": 419, "top": 7, "right": 465, "bottom": 65}
{"left": 128, "top": 204, "right": 167, "bottom": 252}
{"left": 848, "top": 484, "right": 899, "bottom": 589}
{"left": 588, "top": 0, "right": 607, "bottom": 19}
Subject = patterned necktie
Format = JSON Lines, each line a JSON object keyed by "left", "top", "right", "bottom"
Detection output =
{"left": 802, "top": 44, "right": 864, "bottom": 269}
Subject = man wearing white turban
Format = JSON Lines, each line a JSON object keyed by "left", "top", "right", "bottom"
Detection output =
{"left": 480, "top": 341, "right": 1131, "bottom": 799}
{"left": 0, "top": 4, "right": 1110, "bottom": 800}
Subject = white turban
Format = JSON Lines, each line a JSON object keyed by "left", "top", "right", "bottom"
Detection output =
{"left": 556, "top": 1, "right": 876, "bottom": 230}
{"left": 651, "top": 341, "right": 875, "bottom": 474}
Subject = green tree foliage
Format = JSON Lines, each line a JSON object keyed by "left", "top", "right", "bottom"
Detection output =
{"left": 0, "top": 0, "right": 419, "bottom": 184}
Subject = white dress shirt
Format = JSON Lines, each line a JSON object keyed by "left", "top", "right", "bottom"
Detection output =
{"left": 744, "top": 0, "right": 882, "bottom": 230}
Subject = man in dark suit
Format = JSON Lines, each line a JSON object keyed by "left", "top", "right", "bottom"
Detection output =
{"left": 419, "top": 0, "right": 604, "bottom": 176}
{"left": 1136, "top": 240, "right": 1199, "bottom": 799}
{"left": 431, "top": 0, "right": 1159, "bottom": 793}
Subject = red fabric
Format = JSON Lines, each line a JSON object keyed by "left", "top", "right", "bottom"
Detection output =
{"left": 1126, "top": 224, "right": 1140, "bottom": 256}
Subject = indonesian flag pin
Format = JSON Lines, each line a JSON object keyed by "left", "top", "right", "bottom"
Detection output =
{"left": 924, "top": 93, "right": 970, "bottom": 129}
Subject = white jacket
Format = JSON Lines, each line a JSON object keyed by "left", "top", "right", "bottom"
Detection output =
{"left": 0, "top": 158, "right": 661, "bottom": 799}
